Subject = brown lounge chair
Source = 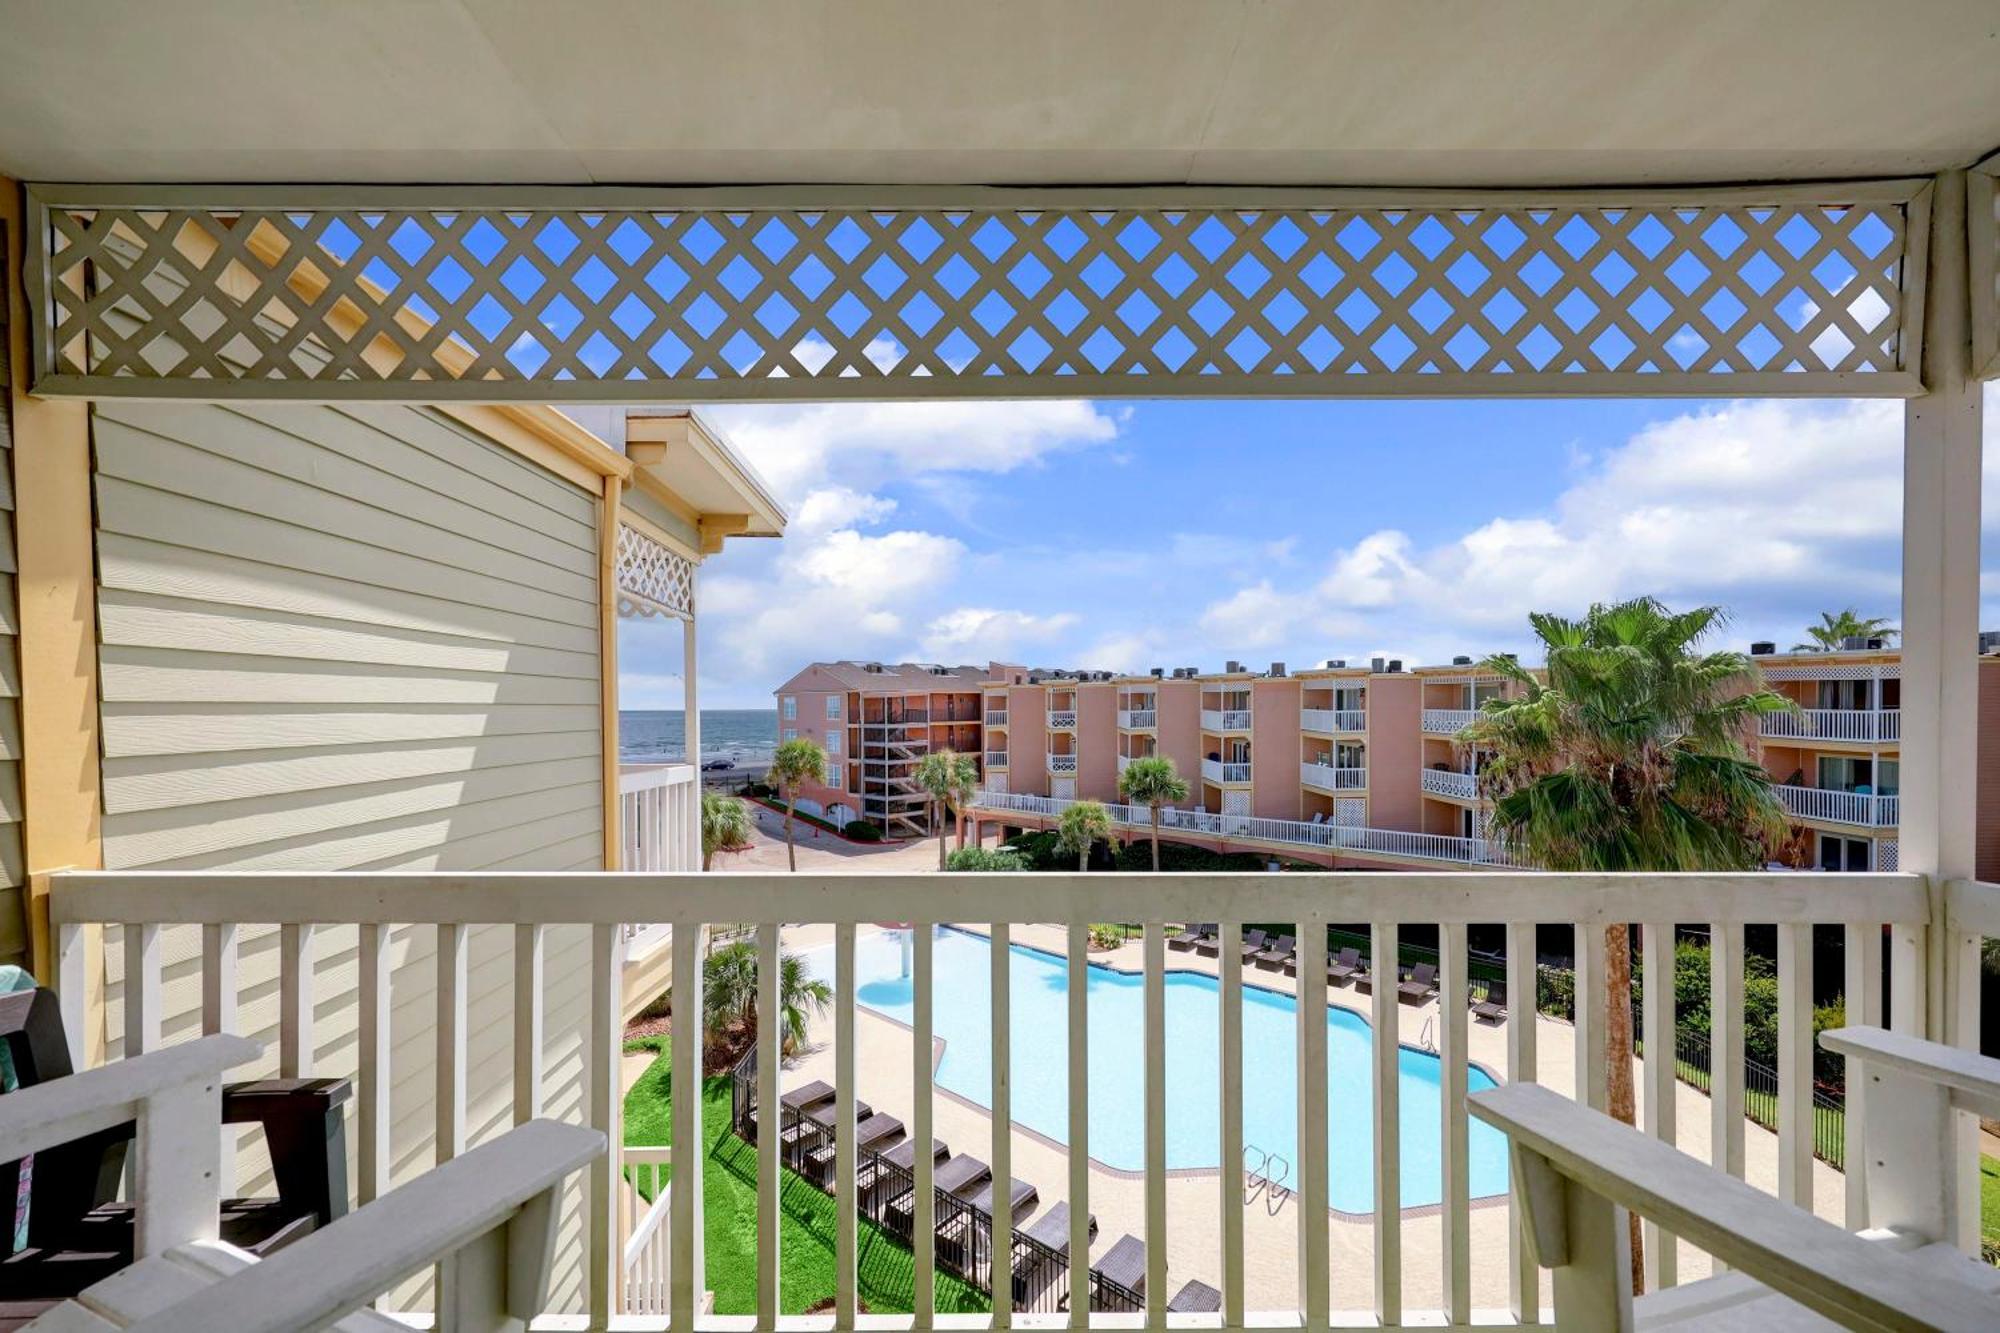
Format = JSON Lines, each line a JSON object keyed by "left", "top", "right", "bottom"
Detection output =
{"left": 1169, "top": 923, "right": 1215, "bottom": 952}
{"left": 1193, "top": 928, "right": 1223, "bottom": 958}
{"left": 1254, "top": 933, "right": 1296, "bottom": 970}
{"left": 1471, "top": 980, "right": 1508, "bottom": 1024}
{"left": 1237, "top": 928, "right": 1268, "bottom": 963}
{"left": 1327, "top": 946, "right": 1363, "bottom": 985}
{"left": 1399, "top": 962, "right": 1440, "bottom": 1004}
{"left": 1091, "top": 1233, "right": 1147, "bottom": 1308}
{"left": 1169, "top": 1279, "right": 1223, "bottom": 1312}
{"left": 1011, "top": 1202, "right": 1098, "bottom": 1306}
{"left": 803, "top": 1111, "right": 903, "bottom": 1187}
{"left": 964, "top": 1173, "right": 1040, "bottom": 1224}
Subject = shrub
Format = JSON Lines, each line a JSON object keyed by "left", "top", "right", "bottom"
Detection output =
{"left": 1088, "top": 923, "right": 1130, "bottom": 950}
{"left": 843, "top": 819, "right": 883, "bottom": 841}
{"left": 945, "top": 846, "right": 1026, "bottom": 871}
{"left": 741, "top": 780, "right": 772, "bottom": 799}
{"left": 1012, "top": 830, "right": 1067, "bottom": 871}
{"left": 1112, "top": 838, "right": 1271, "bottom": 873}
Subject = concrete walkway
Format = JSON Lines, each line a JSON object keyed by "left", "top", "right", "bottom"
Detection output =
{"left": 773, "top": 921, "right": 1844, "bottom": 1318}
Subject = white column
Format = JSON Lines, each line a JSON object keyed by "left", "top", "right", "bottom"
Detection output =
{"left": 683, "top": 589, "right": 701, "bottom": 871}
{"left": 1900, "top": 167, "right": 1982, "bottom": 1249}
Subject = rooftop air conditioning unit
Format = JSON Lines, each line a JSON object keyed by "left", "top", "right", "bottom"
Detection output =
{"left": 1387, "top": 659, "right": 1404, "bottom": 672}
{"left": 1981, "top": 630, "right": 2000, "bottom": 655}
{"left": 1452, "top": 655, "right": 1472, "bottom": 665}
{"left": 1841, "top": 635, "right": 1866, "bottom": 650}
{"left": 1750, "top": 641, "right": 1776, "bottom": 655}
{"left": 1225, "top": 660, "right": 1242, "bottom": 674}
{"left": 1864, "top": 637, "right": 1885, "bottom": 650}
{"left": 1150, "top": 667, "right": 1165, "bottom": 678}
{"left": 1270, "top": 662, "right": 1286, "bottom": 677}
{"left": 1370, "top": 657, "right": 1385, "bottom": 673}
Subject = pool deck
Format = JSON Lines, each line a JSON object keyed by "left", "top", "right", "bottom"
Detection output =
{"left": 780, "top": 922, "right": 1843, "bottom": 1317}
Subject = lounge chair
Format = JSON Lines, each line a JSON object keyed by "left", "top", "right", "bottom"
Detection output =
{"left": 1168, "top": 1279, "right": 1222, "bottom": 1313}
{"left": 1253, "top": 933, "right": 1295, "bottom": 970}
{"left": 1018, "top": 1200, "right": 1098, "bottom": 1255}
{"left": 1471, "top": 980, "right": 1507, "bottom": 1024}
{"left": 751, "top": 1077, "right": 832, "bottom": 1142}
{"left": 1399, "top": 961, "right": 1439, "bottom": 1004}
{"left": 1238, "top": 928, "right": 1268, "bottom": 962}
{"left": 1193, "top": 928, "right": 1223, "bottom": 958}
{"left": 1169, "top": 922, "right": 1214, "bottom": 952}
{"left": 861, "top": 1134, "right": 949, "bottom": 1205}
{"left": 1352, "top": 955, "right": 1375, "bottom": 994}
{"left": 804, "top": 1111, "right": 903, "bottom": 1187}
{"left": 1090, "top": 1233, "right": 1147, "bottom": 1308}
{"left": 965, "top": 1173, "right": 1039, "bottom": 1224}
{"left": 1327, "top": 946, "right": 1362, "bottom": 984}
{"left": 1011, "top": 1202, "right": 1097, "bottom": 1307}
{"left": 885, "top": 1154, "right": 990, "bottom": 1238}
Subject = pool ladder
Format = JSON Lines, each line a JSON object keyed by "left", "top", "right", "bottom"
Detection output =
{"left": 1243, "top": 1144, "right": 1291, "bottom": 1216}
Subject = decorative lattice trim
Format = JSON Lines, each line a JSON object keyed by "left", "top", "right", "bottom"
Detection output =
{"left": 1759, "top": 663, "right": 1899, "bottom": 682}
{"left": 27, "top": 184, "right": 1927, "bottom": 400}
{"left": 615, "top": 523, "right": 693, "bottom": 620}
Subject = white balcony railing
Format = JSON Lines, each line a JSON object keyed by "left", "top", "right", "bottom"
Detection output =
{"left": 48, "top": 858, "right": 1962, "bottom": 1328}
{"left": 1776, "top": 783, "right": 1900, "bottom": 827}
{"left": 1201, "top": 758, "right": 1251, "bottom": 783}
{"left": 1301, "top": 761, "right": 1366, "bottom": 792}
{"left": 619, "top": 763, "right": 699, "bottom": 872}
{"left": 1118, "top": 708, "right": 1157, "bottom": 729}
{"left": 1758, "top": 708, "right": 1901, "bottom": 743}
{"left": 1422, "top": 708, "right": 1479, "bottom": 734}
{"left": 1422, "top": 768, "right": 1481, "bottom": 800}
{"left": 619, "top": 1150, "right": 673, "bottom": 1314}
{"left": 985, "top": 750, "right": 1008, "bottom": 769}
{"left": 985, "top": 709, "right": 1009, "bottom": 727}
{"left": 1047, "top": 752, "right": 1078, "bottom": 774}
{"left": 1201, "top": 708, "right": 1253, "bottom": 731}
{"left": 1301, "top": 708, "right": 1366, "bottom": 734}
{"left": 1047, "top": 709, "right": 1078, "bottom": 730}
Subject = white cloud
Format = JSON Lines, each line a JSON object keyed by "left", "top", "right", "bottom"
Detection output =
{"left": 795, "top": 529, "right": 964, "bottom": 598}
{"left": 916, "top": 607, "right": 1080, "bottom": 661}
{"left": 792, "top": 486, "right": 897, "bottom": 533}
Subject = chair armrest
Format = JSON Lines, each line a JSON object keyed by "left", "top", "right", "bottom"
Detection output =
{"left": 223, "top": 1077, "right": 353, "bottom": 1227}
{"left": 221, "top": 1077, "right": 351, "bottom": 1124}
{"left": 0, "top": 1035, "right": 261, "bottom": 1164}
{"left": 1469, "top": 1083, "right": 1996, "bottom": 1332}
{"left": 131, "top": 1119, "right": 605, "bottom": 1333}
{"left": 1820, "top": 1025, "right": 2000, "bottom": 1120}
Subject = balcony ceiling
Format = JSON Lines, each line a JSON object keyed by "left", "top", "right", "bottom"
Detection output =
{"left": 2, "top": 1, "right": 1997, "bottom": 189}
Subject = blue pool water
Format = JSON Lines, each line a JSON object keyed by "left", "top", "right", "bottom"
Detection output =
{"left": 804, "top": 927, "right": 1510, "bottom": 1213}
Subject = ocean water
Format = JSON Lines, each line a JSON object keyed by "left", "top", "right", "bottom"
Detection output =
{"left": 803, "top": 926, "right": 1510, "bottom": 1210}
{"left": 620, "top": 709, "right": 778, "bottom": 766}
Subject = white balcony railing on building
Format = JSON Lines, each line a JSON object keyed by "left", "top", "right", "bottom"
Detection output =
{"left": 985, "top": 709, "right": 1009, "bottom": 727}
{"left": 1047, "top": 752, "right": 1078, "bottom": 774}
{"left": 1201, "top": 758, "right": 1252, "bottom": 784}
{"left": 1422, "top": 708, "right": 1480, "bottom": 734}
{"left": 1201, "top": 708, "right": 1253, "bottom": 731}
{"left": 1759, "top": 708, "right": 1901, "bottom": 743}
{"left": 985, "top": 750, "right": 1008, "bottom": 769}
{"left": 1048, "top": 709, "right": 1078, "bottom": 730}
{"left": 50, "top": 860, "right": 1972, "bottom": 1328}
{"left": 1300, "top": 762, "right": 1366, "bottom": 792}
{"left": 619, "top": 764, "right": 698, "bottom": 872}
{"left": 1776, "top": 784, "right": 1900, "bottom": 827}
{"left": 619, "top": 1150, "right": 673, "bottom": 1315}
{"left": 1118, "top": 709, "right": 1157, "bottom": 729}
{"left": 1301, "top": 708, "right": 1366, "bottom": 734}
{"left": 1422, "top": 768, "right": 1481, "bottom": 800}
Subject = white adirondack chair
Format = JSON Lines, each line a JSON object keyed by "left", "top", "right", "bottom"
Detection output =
{"left": 1469, "top": 1025, "right": 2000, "bottom": 1331}
{"left": 5, "top": 1034, "right": 604, "bottom": 1333}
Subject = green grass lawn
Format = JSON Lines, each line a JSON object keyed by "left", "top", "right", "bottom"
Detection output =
{"left": 1982, "top": 1154, "right": 2000, "bottom": 1253}
{"left": 623, "top": 1037, "right": 990, "bottom": 1315}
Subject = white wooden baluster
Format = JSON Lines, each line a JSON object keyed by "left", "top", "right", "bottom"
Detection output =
{"left": 124, "top": 923, "right": 160, "bottom": 1058}
{"left": 756, "top": 922, "right": 781, "bottom": 1328}
{"left": 671, "top": 921, "right": 702, "bottom": 1327}
{"left": 1710, "top": 922, "right": 1746, "bottom": 1272}
{"left": 201, "top": 923, "right": 238, "bottom": 1194}
{"left": 913, "top": 921, "right": 935, "bottom": 1324}
{"left": 1296, "top": 917, "right": 1329, "bottom": 1327}
{"left": 1505, "top": 920, "right": 1539, "bottom": 1323}
{"left": 593, "top": 923, "right": 627, "bottom": 1322}
{"left": 835, "top": 922, "right": 858, "bottom": 1326}
{"left": 1889, "top": 923, "right": 1926, "bottom": 1035}
{"left": 1143, "top": 921, "right": 1167, "bottom": 1327}
{"left": 56, "top": 921, "right": 87, "bottom": 1073}
{"left": 1842, "top": 922, "right": 1883, "bottom": 1228}
{"left": 279, "top": 923, "right": 315, "bottom": 1078}
{"left": 1218, "top": 913, "right": 1245, "bottom": 1327}
{"left": 358, "top": 923, "right": 391, "bottom": 1206}
{"left": 438, "top": 923, "right": 468, "bottom": 1163}
{"left": 1067, "top": 923, "right": 1089, "bottom": 1329}
{"left": 1776, "top": 922, "right": 1813, "bottom": 1207}
{"left": 1640, "top": 922, "right": 1676, "bottom": 1290}
{"left": 515, "top": 924, "right": 544, "bottom": 1123}
{"left": 1438, "top": 921, "right": 1469, "bottom": 1324}
{"left": 1371, "top": 921, "right": 1401, "bottom": 1326}
{"left": 1573, "top": 924, "right": 1606, "bottom": 1112}
{"left": 991, "top": 921, "right": 1013, "bottom": 1328}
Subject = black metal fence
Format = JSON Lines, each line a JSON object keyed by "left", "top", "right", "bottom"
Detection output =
{"left": 730, "top": 1052, "right": 1113, "bottom": 1313}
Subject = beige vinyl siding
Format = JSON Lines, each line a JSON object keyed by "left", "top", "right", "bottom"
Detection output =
{"left": 0, "top": 225, "right": 24, "bottom": 969}
{"left": 92, "top": 401, "right": 604, "bottom": 1310}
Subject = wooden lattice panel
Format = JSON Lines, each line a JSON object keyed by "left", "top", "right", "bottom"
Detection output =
{"left": 615, "top": 523, "right": 693, "bottom": 620}
{"left": 28, "top": 184, "right": 1927, "bottom": 400}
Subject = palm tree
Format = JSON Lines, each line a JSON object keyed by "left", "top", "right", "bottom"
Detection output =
{"left": 701, "top": 939, "right": 836, "bottom": 1056}
{"left": 767, "top": 737, "right": 827, "bottom": 872}
{"left": 1117, "top": 755, "right": 1191, "bottom": 871}
{"left": 1056, "top": 799, "right": 1113, "bottom": 872}
{"left": 1459, "top": 596, "right": 1792, "bottom": 1293}
{"left": 1795, "top": 608, "right": 1898, "bottom": 651}
{"left": 913, "top": 749, "right": 980, "bottom": 870}
{"left": 700, "top": 791, "right": 754, "bottom": 871}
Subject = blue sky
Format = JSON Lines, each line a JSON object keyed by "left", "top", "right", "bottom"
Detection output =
{"left": 619, "top": 387, "right": 1999, "bottom": 711}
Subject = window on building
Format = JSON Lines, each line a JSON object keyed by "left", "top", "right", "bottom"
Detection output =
{"left": 826, "top": 695, "right": 841, "bottom": 719}
{"left": 825, "top": 763, "right": 843, "bottom": 788}
{"left": 782, "top": 695, "right": 796, "bottom": 720}
{"left": 827, "top": 729, "right": 841, "bottom": 756}
{"left": 784, "top": 728, "right": 798, "bottom": 742}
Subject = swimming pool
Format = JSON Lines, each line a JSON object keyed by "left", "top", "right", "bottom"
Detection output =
{"left": 804, "top": 926, "right": 1510, "bottom": 1212}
